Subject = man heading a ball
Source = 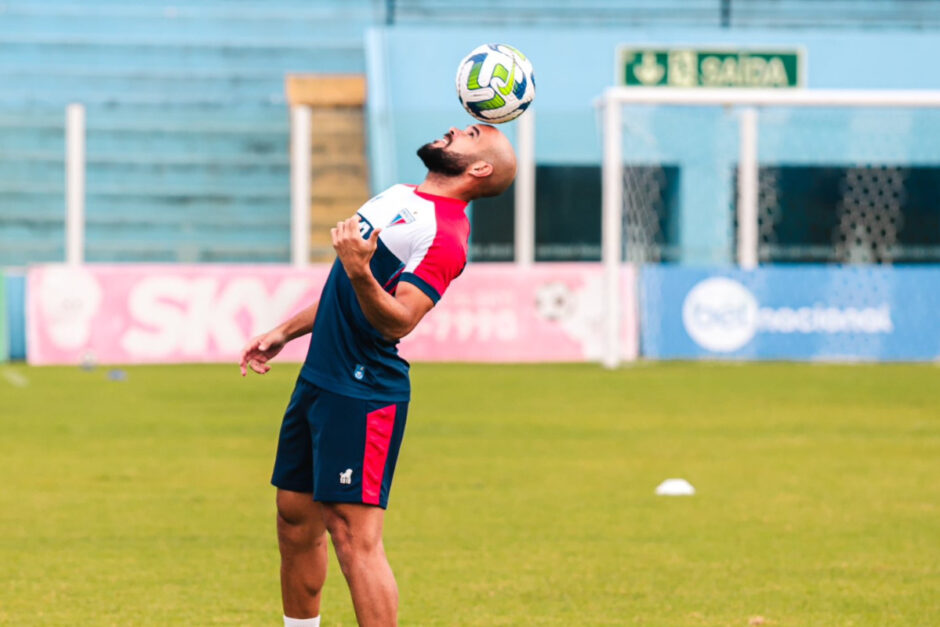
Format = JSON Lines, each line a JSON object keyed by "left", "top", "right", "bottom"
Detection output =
{"left": 240, "top": 123, "right": 516, "bottom": 627}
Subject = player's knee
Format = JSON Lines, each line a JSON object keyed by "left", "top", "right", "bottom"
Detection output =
{"left": 276, "top": 511, "right": 308, "bottom": 549}
{"left": 276, "top": 491, "right": 311, "bottom": 522}
{"left": 324, "top": 513, "right": 379, "bottom": 564}
{"left": 275, "top": 494, "right": 323, "bottom": 551}
{"left": 324, "top": 515, "right": 353, "bottom": 551}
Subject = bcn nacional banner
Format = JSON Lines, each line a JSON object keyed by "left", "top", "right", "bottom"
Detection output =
{"left": 27, "top": 264, "right": 638, "bottom": 365}
{"left": 641, "top": 266, "right": 940, "bottom": 361}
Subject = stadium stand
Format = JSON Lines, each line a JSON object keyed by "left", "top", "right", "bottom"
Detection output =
{"left": 0, "top": 0, "right": 376, "bottom": 265}
{"left": 2, "top": 0, "right": 939, "bottom": 265}
{"left": 387, "top": 0, "right": 940, "bottom": 28}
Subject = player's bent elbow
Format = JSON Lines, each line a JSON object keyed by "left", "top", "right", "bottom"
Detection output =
{"left": 380, "top": 317, "right": 420, "bottom": 342}
{"left": 383, "top": 325, "right": 412, "bottom": 342}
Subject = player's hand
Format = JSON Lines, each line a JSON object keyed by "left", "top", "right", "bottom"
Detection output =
{"left": 332, "top": 215, "right": 381, "bottom": 280}
{"left": 239, "top": 329, "right": 287, "bottom": 376}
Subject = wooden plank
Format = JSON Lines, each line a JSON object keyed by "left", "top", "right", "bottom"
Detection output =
{"left": 286, "top": 74, "right": 366, "bottom": 107}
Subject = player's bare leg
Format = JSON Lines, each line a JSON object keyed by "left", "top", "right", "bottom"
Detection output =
{"left": 276, "top": 489, "right": 329, "bottom": 620}
{"left": 323, "top": 502, "right": 398, "bottom": 627}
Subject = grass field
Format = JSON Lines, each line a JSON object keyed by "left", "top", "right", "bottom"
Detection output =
{"left": 0, "top": 362, "right": 937, "bottom": 626}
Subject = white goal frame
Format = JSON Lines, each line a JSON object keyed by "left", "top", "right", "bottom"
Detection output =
{"left": 600, "top": 87, "right": 940, "bottom": 368}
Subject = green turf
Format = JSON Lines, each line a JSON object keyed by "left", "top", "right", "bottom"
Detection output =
{"left": 0, "top": 362, "right": 937, "bottom": 626}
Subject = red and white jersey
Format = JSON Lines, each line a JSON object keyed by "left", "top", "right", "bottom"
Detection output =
{"left": 359, "top": 183, "right": 470, "bottom": 303}
{"left": 300, "top": 184, "right": 470, "bottom": 401}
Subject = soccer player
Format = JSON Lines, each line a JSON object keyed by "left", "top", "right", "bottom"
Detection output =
{"left": 239, "top": 124, "right": 516, "bottom": 627}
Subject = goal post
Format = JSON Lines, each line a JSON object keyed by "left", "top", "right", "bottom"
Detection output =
{"left": 600, "top": 87, "right": 940, "bottom": 368}
{"left": 601, "top": 99, "right": 623, "bottom": 369}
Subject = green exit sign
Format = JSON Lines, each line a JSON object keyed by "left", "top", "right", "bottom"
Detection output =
{"left": 618, "top": 47, "right": 804, "bottom": 88}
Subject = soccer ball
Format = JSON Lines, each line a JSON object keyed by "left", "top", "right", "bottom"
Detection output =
{"left": 455, "top": 43, "right": 535, "bottom": 124}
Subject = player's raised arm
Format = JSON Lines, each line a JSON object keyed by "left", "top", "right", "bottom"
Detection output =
{"left": 331, "top": 216, "right": 435, "bottom": 340}
{"left": 239, "top": 300, "right": 319, "bottom": 376}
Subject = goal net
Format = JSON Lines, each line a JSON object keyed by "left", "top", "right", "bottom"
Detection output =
{"left": 599, "top": 88, "right": 940, "bottom": 366}
{"left": 606, "top": 88, "right": 940, "bottom": 266}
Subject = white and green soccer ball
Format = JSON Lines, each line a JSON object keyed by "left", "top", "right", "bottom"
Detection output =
{"left": 455, "top": 43, "right": 535, "bottom": 124}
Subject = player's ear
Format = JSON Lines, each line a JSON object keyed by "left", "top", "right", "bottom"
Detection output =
{"left": 467, "top": 160, "right": 494, "bottom": 179}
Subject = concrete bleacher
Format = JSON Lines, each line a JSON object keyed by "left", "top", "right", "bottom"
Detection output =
{"left": 0, "top": 0, "right": 378, "bottom": 265}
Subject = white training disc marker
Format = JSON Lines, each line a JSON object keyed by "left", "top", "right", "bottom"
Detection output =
{"left": 655, "top": 478, "right": 696, "bottom": 496}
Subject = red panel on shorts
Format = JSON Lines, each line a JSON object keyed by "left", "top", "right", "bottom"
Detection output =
{"left": 362, "top": 404, "right": 397, "bottom": 505}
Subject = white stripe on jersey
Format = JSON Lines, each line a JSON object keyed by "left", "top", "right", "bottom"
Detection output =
{"left": 357, "top": 184, "right": 438, "bottom": 272}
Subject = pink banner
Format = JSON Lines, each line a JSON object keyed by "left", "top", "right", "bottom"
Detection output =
{"left": 27, "top": 264, "right": 637, "bottom": 365}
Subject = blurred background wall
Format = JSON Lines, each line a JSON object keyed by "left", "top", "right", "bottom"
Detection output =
{"left": 1, "top": 0, "right": 939, "bottom": 267}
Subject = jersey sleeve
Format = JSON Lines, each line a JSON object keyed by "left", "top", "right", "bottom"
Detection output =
{"left": 398, "top": 231, "right": 466, "bottom": 304}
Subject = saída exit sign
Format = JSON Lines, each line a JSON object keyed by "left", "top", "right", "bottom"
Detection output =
{"left": 618, "top": 47, "right": 804, "bottom": 88}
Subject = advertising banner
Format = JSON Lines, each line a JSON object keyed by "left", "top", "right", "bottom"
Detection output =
{"left": 641, "top": 266, "right": 940, "bottom": 361}
{"left": 0, "top": 270, "right": 7, "bottom": 363}
{"left": 27, "top": 264, "right": 638, "bottom": 365}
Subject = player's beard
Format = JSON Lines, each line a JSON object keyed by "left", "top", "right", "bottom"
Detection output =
{"left": 417, "top": 143, "right": 469, "bottom": 177}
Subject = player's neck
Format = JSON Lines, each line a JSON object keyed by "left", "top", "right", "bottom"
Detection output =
{"left": 417, "top": 175, "right": 473, "bottom": 204}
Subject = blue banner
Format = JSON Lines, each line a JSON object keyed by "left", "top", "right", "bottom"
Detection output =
{"left": 4, "top": 272, "right": 26, "bottom": 361}
{"left": 0, "top": 270, "right": 6, "bottom": 362}
{"left": 641, "top": 266, "right": 940, "bottom": 361}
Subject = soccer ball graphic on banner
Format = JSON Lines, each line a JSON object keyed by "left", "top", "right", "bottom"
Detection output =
{"left": 456, "top": 43, "right": 535, "bottom": 124}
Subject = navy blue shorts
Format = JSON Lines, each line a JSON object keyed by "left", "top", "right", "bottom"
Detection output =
{"left": 271, "top": 378, "right": 408, "bottom": 509}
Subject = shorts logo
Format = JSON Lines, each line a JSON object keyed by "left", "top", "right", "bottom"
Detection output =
{"left": 354, "top": 364, "right": 366, "bottom": 380}
{"left": 339, "top": 468, "right": 353, "bottom": 485}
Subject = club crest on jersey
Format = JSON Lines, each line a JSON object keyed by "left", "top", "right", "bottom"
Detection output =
{"left": 387, "top": 208, "right": 416, "bottom": 228}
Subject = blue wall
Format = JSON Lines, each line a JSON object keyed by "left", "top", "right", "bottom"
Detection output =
{"left": 367, "top": 26, "right": 940, "bottom": 263}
